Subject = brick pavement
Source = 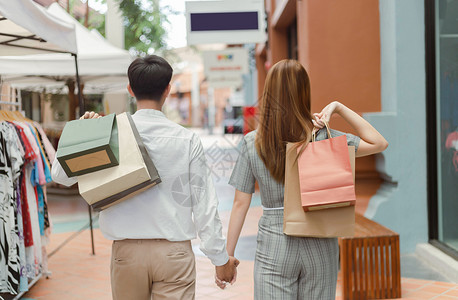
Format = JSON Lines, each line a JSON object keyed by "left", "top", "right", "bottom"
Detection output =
{"left": 21, "top": 207, "right": 458, "bottom": 300}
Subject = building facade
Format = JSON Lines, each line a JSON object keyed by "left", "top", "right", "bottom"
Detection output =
{"left": 257, "top": 0, "right": 457, "bottom": 274}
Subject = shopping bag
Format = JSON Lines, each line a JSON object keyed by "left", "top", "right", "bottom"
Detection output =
{"left": 283, "top": 142, "right": 356, "bottom": 237}
{"left": 56, "top": 113, "right": 119, "bottom": 177}
{"left": 77, "top": 113, "right": 161, "bottom": 210}
{"left": 90, "top": 113, "right": 161, "bottom": 211}
{"left": 296, "top": 124, "right": 356, "bottom": 211}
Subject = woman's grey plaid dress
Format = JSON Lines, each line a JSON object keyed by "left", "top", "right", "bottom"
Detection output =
{"left": 229, "top": 129, "right": 360, "bottom": 300}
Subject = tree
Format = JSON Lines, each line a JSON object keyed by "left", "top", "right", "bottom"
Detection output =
{"left": 68, "top": 0, "right": 105, "bottom": 35}
{"left": 116, "top": 0, "right": 172, "bottom": 56}
{"left": 72, "top": 0, "right": 172, "bottom": 55}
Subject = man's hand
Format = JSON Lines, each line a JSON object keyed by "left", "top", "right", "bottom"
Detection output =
{"left": 215, "top": 256, "right": 239, "bottom": 289}
{"left": 79, "top": 111, "right": 101, "bottom": 120}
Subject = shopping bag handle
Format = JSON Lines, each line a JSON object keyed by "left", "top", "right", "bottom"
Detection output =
{"left": 294, "top": 120, "right": 332, "bottom": 163}
{"left": 312, "top": 119, "right": 332, "bottom": 142}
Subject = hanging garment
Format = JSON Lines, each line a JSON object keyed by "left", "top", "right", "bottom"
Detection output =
{"left": 13, "top": 122, "right": 45, "bottom": 186}
{"left": 34, "top": 122, "right": 56, "bottom": 163}
{"left": 10, "top": 121, "right": 44, "bottom": 279}
{"left": 20, "top": 173, "right": 33, "bottom": 248}
{"left": 0, "top": 115, "right": 55, "bottom": 294}
{"left": 11, "top": 124, "right": 35, "bottom": 164}
{"left": 34, "top": 128, "right": 52, "bottom": 176}
{"left": 28, "top": 124, "right": 52, "bottom": 184}
{"left": 15, "top": 185, "right": 28, "bottom": 293}
{"left": 0, "top": 122, "right": 24, "bottom": 294}
{"left": 11, "top": 123, "right": 36, "bottom": 249}
{"left": 23, "top": 163, "right": 42, "bottom": 279}
{"left": 9, "top": 123, "right": 28, "bottom": 292}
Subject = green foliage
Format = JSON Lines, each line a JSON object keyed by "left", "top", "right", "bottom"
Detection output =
{"left": 68, "top": 0, "right": 105, "bottom": 36}
{"left": 116, "top": 0, "right": 172, "bottom": 56}
{"left": 85, "top": 12, "right": 105, "bottom": 36}
{"left": 67, "top": 0, "right": 172, "bottom": 56}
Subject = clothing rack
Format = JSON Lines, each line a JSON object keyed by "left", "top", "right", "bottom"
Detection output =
{"left": 0, "top": 89, "right": 22, "bottom": 109}
{"left": 0, "top": 109, "right": 48, "bottom": 299}
{"left": 0, "top": 92, "right": 94, "bottom": 299}
{"left": 0, "top": 101, "right": 21, "bottom": 106}
{"left": 0, "top": 275, "right": 42, "bottom": 300}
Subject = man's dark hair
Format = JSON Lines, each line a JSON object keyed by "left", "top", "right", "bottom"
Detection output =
{"left": 127, "top": 55, "right": 173, "bottom": 101}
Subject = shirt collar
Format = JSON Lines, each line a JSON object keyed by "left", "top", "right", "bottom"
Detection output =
{"left": 134, "top": 109, "right": 166, "bottom": 118}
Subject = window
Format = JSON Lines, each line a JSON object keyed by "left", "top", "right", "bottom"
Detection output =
{"left": 426, "top": 0, "right": 458, "bottom": 258}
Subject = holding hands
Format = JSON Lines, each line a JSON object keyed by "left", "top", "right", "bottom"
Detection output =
{"left": 215, "top": 256, "right": 240, "bottom": 289}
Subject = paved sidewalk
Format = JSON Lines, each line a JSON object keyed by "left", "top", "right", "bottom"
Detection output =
{"left": 23, "top": 210, "right": 458, "bottom": 300}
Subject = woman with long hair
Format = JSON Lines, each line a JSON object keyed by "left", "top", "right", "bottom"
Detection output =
{"left": 223, "top": 59, "right": 388, "bottom": 299}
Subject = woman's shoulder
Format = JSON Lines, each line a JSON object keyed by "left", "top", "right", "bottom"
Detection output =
{"left": 243, "top": 130, "right": 257, "bottom": 142}
{"left": 237, "top": 130, "right": 257, "bottom": 152}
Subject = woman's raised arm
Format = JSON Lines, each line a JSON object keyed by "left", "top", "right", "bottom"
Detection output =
{"left": 312, "top": 101, "right": 388, "bottom": 157}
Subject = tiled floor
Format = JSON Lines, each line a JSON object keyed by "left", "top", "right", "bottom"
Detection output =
{"left": 21, "top": 217, "right": 458, "bottom": 300}
{"left": 400, "top": 279, "right": 458, "bottom": 299}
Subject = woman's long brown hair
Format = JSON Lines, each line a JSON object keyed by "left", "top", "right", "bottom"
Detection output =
{"left": 255, "top": 59, "right": 314, "bottom": 183}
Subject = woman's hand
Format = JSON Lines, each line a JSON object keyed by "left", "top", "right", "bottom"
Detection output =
{"left": 312, "top": 101, "right": 342, "bottom": 129}
{"left": 314, "top": 101, "right": 389, "bottom": 157}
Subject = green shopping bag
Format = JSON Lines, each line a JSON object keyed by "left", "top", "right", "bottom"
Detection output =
{"left": 56, "top": 113, "right": 119, "bottom": 177}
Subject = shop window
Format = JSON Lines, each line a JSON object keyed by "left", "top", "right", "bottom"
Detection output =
{"left": 427, "top": 0, "right": 458, "bottom": 257}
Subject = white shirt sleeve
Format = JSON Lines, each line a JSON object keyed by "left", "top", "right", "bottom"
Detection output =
{"left": 51, "top": 156, "right": 78, "bottom": 187}
{"left": 189, "top": 134, "right": 229, "bottom": 266}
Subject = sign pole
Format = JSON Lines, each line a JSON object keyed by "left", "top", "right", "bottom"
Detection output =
{"left": 208, "top": 87, "right": 215, "bottom": 135}
{"left": 73, "top": 53, "right": 95, "bottom": 256}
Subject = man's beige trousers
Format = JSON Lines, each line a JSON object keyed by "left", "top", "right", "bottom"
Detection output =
{"left": 110, "top": 239, "right": 196, "bottom": 300}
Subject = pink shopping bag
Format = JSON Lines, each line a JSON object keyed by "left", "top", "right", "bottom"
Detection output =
{"left": 296, "top": 123, "right": 356, "bottom": 212}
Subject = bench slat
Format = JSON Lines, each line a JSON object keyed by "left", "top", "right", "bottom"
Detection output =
{"left": 364, "top": 238, "right": 369, "bottom": 298}
{"left": 339, "top": 214, "right": 401, "bottom": 299}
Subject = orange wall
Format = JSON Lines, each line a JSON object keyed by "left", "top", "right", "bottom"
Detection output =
{"left": 297, "top": 0, "right": 381, "bottom": 130}
{"left": 258, "top": 0, "right": 382, "bottom": 176}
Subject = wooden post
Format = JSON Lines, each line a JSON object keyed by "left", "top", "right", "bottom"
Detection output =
{"left": 84, "top": 0, "right": 89, "bottom": 28}
{"left": 66, "top": 79, "right": 77, "bottom": 120}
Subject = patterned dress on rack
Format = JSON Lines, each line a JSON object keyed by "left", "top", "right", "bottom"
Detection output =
{"left": 0, "top": 122, "right": 24, "bottom": 294}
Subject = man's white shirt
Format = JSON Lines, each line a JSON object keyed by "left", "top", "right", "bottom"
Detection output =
{"left": 51, "top": 109, "right": 229, "bottom": 266}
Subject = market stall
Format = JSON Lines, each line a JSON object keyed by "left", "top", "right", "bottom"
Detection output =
{"left": 0, "top": 0, "right": 77, "bottom": 298}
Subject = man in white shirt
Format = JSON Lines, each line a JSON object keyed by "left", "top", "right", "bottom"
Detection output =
{"left": 51, "top": 55, "right": 238, "bottom": 299}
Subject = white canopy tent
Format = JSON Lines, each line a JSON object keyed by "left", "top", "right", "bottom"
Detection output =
{"left": 0, "top": 1, "right": 100, "bottom": 262}
{"left": 0, "top": 3, "right": 131, "bottom": 77}
{"left": 0, "top": 0, "right": 80, "bottom": 111}
{"left": 0, "top": 0, "right": 77, "bottom": 55}
{"left": 4, "top": 75, "right": 128, "bottom": 93}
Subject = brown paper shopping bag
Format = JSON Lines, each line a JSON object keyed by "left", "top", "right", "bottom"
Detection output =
{"left": 90, "top": 113, "right": 161, "bottom": 211}
{"left": 283, "top": 142, "right": 356, "bottom": 237}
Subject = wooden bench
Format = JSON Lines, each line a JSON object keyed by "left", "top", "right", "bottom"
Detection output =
{"left": 339, "top": 214, "right": 401, "bottom": 299}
